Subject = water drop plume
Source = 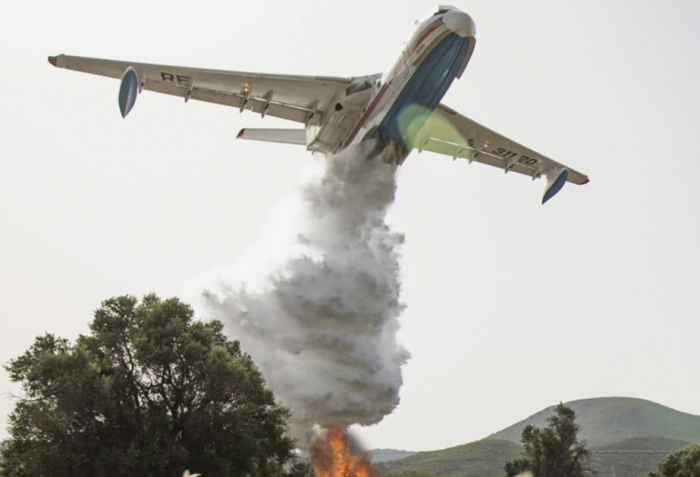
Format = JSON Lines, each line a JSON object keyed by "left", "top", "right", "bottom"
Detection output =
{"left": 198, "top": 145, "right": 410, "bottom": 443}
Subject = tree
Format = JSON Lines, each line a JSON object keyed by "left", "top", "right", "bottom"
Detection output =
{"left": 0, "top": 294, "right": 302, "bottom": 477}
{"left": 504, "top": 403, "right": 593, "bottom": 477}
{"left": 649, "top": 443, "right": 700, "bottom": 477}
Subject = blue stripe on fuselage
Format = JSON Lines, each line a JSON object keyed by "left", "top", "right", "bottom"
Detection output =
{"left": 372, "top": 33, "right": 471, "bottom": 155}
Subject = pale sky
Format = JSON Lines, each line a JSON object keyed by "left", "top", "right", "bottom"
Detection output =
{"left": 1, "top": 0, "right": 700, "bottom": 452}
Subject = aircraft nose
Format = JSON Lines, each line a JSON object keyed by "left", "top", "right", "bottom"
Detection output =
{"left": 443, "top": 10, "right": 476, "bottom": 38}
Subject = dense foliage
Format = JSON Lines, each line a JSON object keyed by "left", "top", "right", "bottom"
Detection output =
{"left": 504, "top": 403, "right": 592, "bottom": 477}
{"left": 0, "top": 295, "right": 303, "bottom": 477}
{"left": 649, "top": 443, "right": 700, "bottom": 477}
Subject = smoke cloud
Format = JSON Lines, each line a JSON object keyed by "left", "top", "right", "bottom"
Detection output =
{"left": 197, "top": 145, "right": 410, "bottom": 443}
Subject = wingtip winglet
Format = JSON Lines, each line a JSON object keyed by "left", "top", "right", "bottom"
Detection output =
{"left": 541, "top": 168, "right": 569, "bottom": 205}
{"left": 48, "top": 56, "right": 58, "bottom": 67}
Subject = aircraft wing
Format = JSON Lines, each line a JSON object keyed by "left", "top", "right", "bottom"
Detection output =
{"left": 48, "top": 54, "right": 355, "bottom": 125}
{"left": 415, "top": 103, "right": 589, "bottom": 203}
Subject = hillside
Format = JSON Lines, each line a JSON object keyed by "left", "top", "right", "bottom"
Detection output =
{"left": 382, "top": 397, "right": 700, "bottom": 477}
{"left": 367, "top": 449, "right": 415, "bottom": 463}
{"left": 488, "top": 397, "right": 700, "bottom": 446}
{"left": 590, "top": 436, "right": 693, "bottom": 477}
{"left": 382, "top": 439, "right": 521, "bottom": 477}
{"left": 382, "top": 436, "right": 694, "bottom": 477}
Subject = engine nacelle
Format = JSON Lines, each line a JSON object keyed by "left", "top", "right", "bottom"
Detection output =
{"left": 118, "top": 67, "right": 139, "bottom": 118}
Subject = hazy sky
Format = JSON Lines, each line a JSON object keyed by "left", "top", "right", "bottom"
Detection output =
{"left": 2, "top": 0, "right": 699, "bottom": 452}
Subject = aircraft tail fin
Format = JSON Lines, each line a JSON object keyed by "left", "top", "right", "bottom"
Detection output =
{"left": 236, "top": 128, "right": 306, "bottom": 146}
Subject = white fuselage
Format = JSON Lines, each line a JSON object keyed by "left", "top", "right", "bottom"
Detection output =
{"left": 305, "top": 7, "right": 476, "bottom": 161}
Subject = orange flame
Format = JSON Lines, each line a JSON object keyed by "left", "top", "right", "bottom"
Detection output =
{"left": 310, "top": 428, "right": 379, "bottom": 477}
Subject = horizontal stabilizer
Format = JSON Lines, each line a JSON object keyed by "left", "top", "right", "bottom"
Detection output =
{"left": 236, "top": 128, "right": 306, "bottom": 146}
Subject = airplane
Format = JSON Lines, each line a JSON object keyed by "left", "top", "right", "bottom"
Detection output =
{"left": 48, "top": 5, "right": 588, "bottom": 204}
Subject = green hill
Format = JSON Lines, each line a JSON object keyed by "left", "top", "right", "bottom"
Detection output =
{"left": 367, "top": 449, "right": 415, "bottom": 463}
{"left": 488, "top": 397, "right": 700, "bottom": 446}
{"left": 382, "top": 397, "right": 700, "bottom": 477}
{"left": 383, "top": 437, "right": 693, "bottom": 477}
{"left": 590, "top": 436, "right": 693, "bottom": 477}
{"left": 383, "top": 439, "right": 521, "bottom": 477}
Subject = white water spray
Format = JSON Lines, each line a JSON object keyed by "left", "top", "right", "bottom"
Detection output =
{"left": 198, "top": 145, "right": 409, "bottom": 443}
